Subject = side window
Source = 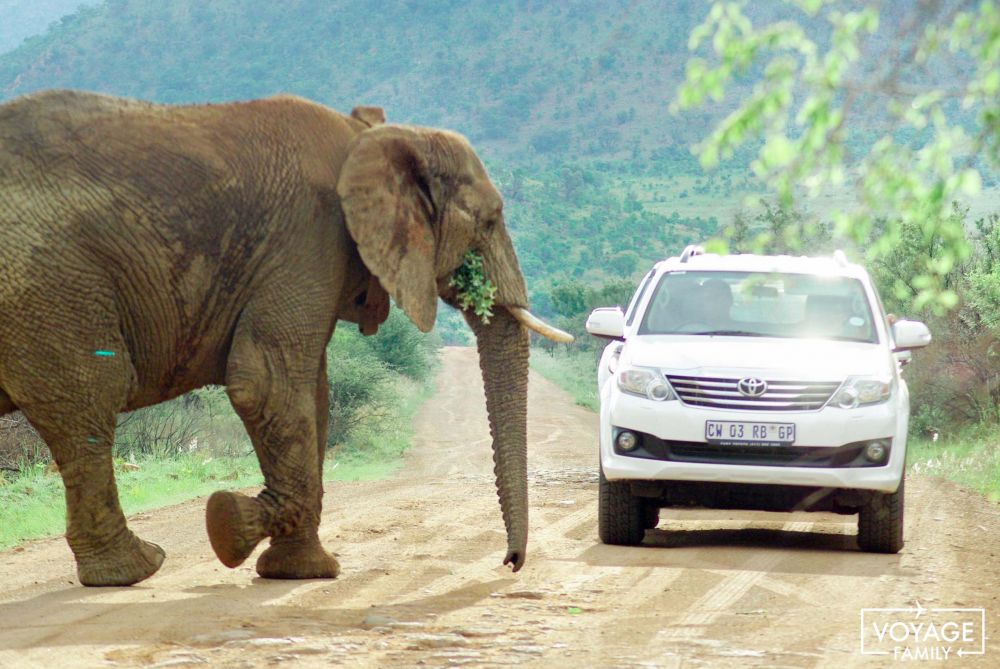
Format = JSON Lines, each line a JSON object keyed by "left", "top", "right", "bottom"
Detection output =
{"left": 625, "top": 270, "right": 656, "bottom": 326}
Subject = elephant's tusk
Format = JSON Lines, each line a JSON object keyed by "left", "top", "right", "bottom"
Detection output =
{"left": 508, "top": 307, "right": 574, "bottom": 343}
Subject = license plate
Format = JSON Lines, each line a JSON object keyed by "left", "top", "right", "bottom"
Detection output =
{"left": 705, "top": 420, "right": 795, "bottom": 446}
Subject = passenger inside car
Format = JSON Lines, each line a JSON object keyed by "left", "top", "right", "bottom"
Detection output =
{"left": 802, "top": 294, "right": 869, "bottom": 340}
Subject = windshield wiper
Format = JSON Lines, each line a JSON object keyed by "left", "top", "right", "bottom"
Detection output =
{"left": 690, "top": 329, "right": 767, "bottom": 337}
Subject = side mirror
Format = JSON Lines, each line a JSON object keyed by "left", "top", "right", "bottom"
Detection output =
{"left": 586, "top": 307, "right": 625, "bottom": 339}
{"left": 892, "top": 319, "right": 932, "bottom": 351}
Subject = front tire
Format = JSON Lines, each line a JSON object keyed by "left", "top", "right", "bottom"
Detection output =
{"left": 643, "top": 504, "right": 660, "bottom": 530}
{"left": 598, "top": 468, "right": 648, "bottom": 546}
{"left": 857, "top": 475, "right": 904, "bottom": 554}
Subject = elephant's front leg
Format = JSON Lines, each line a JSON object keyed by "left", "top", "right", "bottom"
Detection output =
{"left": 253, "top": 359, "right": 337, "bottom": 578}
{"left": 206, "top": 316, "right": 339, "bottom": 579}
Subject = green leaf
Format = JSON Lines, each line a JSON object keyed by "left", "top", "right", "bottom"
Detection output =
{"left": 960, "top": 168, "right": 983, "bottom": 196}
{"left": 448, "top": 252, "right": 496, "bottom": 324}
{"left": 938, "top": 290, "right": 959, "bottom": 309}
{"left": 760, "top": 135, "right": 795, "bottom": 169}
{"left": 794, "top": 0, "right": 827, "bottom": 17}
{"left": 703, "top": 238, "right": 729, "bottom": 254}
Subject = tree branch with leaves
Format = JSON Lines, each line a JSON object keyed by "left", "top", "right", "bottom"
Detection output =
{"left": 675, "top": 0, "right": 999, "bottom": 312}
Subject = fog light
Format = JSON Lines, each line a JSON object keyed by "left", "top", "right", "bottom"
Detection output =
{"left": 864, "top": 440, "right": 888, "bottom": 463}
{"left": 616, "top": 430, "right": 639, "bottom": 452}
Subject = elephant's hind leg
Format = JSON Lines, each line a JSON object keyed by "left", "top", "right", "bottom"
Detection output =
{"left": 12, "top": 336, "right": 164, "bottom": 586}
{"left": 208, "top": 308, "right": 338, "bottom": 579}
{"left": 47, "top": 432, "right": 166, "bottom": 586}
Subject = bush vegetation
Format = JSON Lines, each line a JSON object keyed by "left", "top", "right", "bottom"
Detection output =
{"left": 325, "top": 310, "right": 439, "bottom": 454}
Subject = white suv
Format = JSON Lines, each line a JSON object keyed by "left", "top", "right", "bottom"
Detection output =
{"left": 586, "top": 247, "right": 931, "bottom": 553}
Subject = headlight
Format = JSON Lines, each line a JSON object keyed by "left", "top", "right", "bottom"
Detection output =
{"left": 832, "top": 375, "right": 894, "bottom": 408}
{"left": 617, "top": 366, "right": 676, "bottom": 401}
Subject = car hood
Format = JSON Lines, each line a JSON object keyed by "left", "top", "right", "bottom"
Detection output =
{"left": 624, "top": 335, "right": 892, "bottom": 380}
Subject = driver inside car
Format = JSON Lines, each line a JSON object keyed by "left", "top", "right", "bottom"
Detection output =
{"left": 695, "top": 278, "right": 733, "bottom": 330}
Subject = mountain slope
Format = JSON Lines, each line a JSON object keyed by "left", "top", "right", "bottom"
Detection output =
{"left": 0, "top": 0, "right": 716, "bottom": 160}
{"left": 0, "top": 0, "right": 99, "bottom": 54}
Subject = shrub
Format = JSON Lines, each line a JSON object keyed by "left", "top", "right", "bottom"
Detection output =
{"left": 325, "top": 328, "right": 395, "bottom": 449}
{"left": 114, "top": 396, "right": 202, "bottom": 460}
{"left": 434, "top": 305, "right": 474, "bottom": 346}
{"left": 366, "top": 307, "right": 440, "bottom": 380}
{"left": 0, "top": 412, "right": 47, "bottom": 471}
{"left": 903, "top": 316, "right": 1000, "bottom": 433}
{"left": 537, "top": 277, "right": 638, "bottom": 353}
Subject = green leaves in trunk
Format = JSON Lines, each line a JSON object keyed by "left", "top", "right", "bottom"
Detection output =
{"left": 449, "top": 251, "right": 497, "bottom": 324}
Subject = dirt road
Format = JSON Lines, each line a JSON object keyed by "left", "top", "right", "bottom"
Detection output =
{"left": 1, "top": 347, "right": 998, "bottom": 668}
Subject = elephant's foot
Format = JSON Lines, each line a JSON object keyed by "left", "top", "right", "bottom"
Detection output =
{"left": 206, "top": 491, "right": 268, "bottom": 568}
{"left": 75, "top": 532, "right": 165, "bottom": 587}
{"left": 256, "top": 536, "right": 340, "bottom": 580}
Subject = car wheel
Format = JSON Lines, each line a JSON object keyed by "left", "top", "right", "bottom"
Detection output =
{"left": 598, "top": 467, "right": 647, "bottom": 546}
{"left": 857, "top": 475, "right": 904, "bottom": 554}
{"left": 643, "top": 504, "right": 659, "bottom": 530}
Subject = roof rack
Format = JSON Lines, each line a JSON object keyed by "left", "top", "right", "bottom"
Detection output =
{"left": 679, "top": 244, "right": 704, "bottom": 263}
{"left": 832, "top": 249, "right": 848, "bottom": 267}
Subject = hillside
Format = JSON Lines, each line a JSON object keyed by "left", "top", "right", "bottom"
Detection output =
{"left": 0, "top": 0, "right": 751, "bottom": 299}
{"left": 0, "top": 0, "right": 99, "bottom": 53}
{"left": 1, "top": 0, "right": 996, "bottom": 314}
{"left": 0, "top": 0, "right": 720, "bottom": 161}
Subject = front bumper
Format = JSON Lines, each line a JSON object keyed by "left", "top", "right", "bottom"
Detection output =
{"left": 600, "top": 388, "right": 907, "bottom": 493}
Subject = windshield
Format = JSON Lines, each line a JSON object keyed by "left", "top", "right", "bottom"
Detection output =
{"left": 637, "top": 270, "right": 878, "bottom": 343}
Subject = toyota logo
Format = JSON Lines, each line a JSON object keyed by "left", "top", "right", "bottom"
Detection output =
{"left": 737, "top": 377, "right": 768, "bottom": 397}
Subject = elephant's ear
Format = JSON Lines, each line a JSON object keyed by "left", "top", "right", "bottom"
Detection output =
{"left": 338, "top": 127, "right": 438, "bottom": 332}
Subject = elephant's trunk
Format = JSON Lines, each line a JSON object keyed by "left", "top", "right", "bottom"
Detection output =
{"left": 466, "top": 307, "right": 530, "bottom": 571}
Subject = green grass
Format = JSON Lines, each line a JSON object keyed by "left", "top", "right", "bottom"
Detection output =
{"left": 0, "top": 467, "right": 66, "bottom": 549}
{"left": 908, "top": 427, "right": 1000, "bottom": 502}
{"left": 530, "top": 347, "right": 600, "bottom": 411}
{"left": 0, "top": 377, "right": 435, "bottom": 552}
{"left": 0, "top": 455, "right": 263, "bottom": 551}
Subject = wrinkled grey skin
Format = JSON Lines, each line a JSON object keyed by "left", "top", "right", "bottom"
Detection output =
{"left": 0, "top": 90, "right": 546, "bottom": 585}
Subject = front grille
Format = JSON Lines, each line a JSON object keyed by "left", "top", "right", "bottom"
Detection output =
{"left": 617, "top": 433, "right": 891, "bottom": 468}
{"left": 666, "top": 375, "right": 841, "bottom": 411}
{"left": 667, "top": 442, "right": 866, "bottom": 467}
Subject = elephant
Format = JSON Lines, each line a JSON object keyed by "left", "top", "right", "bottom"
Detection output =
{"left": 0, "top": 89, "right": 571, "bottom": 586}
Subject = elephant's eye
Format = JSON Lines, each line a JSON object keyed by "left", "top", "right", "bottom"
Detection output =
{"left": 484, "top": 208, "right": 501, "bottom": 231}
